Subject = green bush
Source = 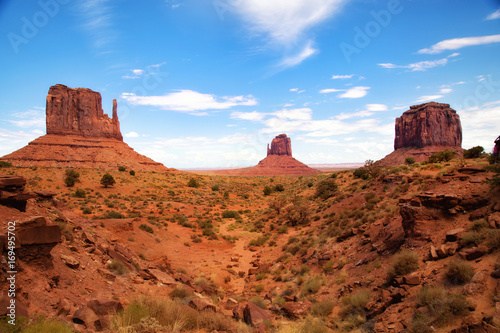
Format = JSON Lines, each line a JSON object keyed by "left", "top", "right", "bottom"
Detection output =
{"left": 129, "top": 170, "right": 135, "bottom": 176}
{"left": 64, "top": 168, "right": 80, "bottom": 187}
{"left": 74, "top": 188, "right": 86, "bottom": 198}
{"left": 428, "top": 149, "right": 456, "bottom": 163}
{"left": 211, "top": 184, "right": 220, "bottom": 191}
{"left": 314, "top": 177, "right": 338, "bottom": 200}
{"left": 100, "top": 173, "right": 116, "bottom": 187}
{"left": 463, "top": 146, "right": 484, "bottom": 159}
{"left": 274, "top": 184, "right": 285, "bottom": 192}
{"left": 104, "top": 210, "right": 125, "bottom": 219}
{"left": 222, "top": 210, "right": 240, "bottom": 219}
{"left": 250, "top": 296, "right": 267, "bottom": 309}
{"left": 445, "top": 259, "right": 474, "bottom": 285}
{"left": 139, "top": 224, "right": 154, "bottom": 234}
{"left": 263, "top": 186, "right": 273, "bottom": 196}
{"left": 299, "top": 276, "right": 324, "bottom": 296}
{"left": 0, "top": 161, "right": 13, "bottom": 168}
{"left": 118, "top": 166, "right": 126, "bottom": 171}
{"left": 416, "top": 286, "right": 470, "bottom": 326}
{"left": 311, "top": 300, "right": 335, "bottom": 316}
{"left": 405, "top": 157, "right": 416, "bottom": 165}
{"left": 339, "top": 290, "right": 371, "bottom": 319}
{"left": 389, "top": 249, "right": 419, "bottom": 277}
{"left": 187, "top": 177, "right": 200, "bottom": 188}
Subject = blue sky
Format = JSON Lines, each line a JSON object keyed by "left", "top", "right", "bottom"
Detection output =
{"left": 1, "top": 0, "right": 500, "bottom": 169}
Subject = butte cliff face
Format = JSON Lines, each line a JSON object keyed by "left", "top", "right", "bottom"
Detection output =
{"left": 394, "top": 102, "right": 462, "bottom": 150}
{"left": 229, "top": 134, "right": 320, "bottom": 176}
{"left": 380, "top": 102, "right": 463, "bottom": 165}
{"left": 46, "top": 84, "right": 123, "bottom": 140}
{"left": 0, "top": 85, "right": 169, "bottom": 172}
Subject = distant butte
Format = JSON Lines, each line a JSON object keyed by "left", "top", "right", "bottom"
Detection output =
{"left": 221, "top": 134, "right": 320, "bottom": 176}
{"left": 0, "top": 84, "right": 171, "bottom": 172}
{"left": 380, "top": 101, "right": 463, "bottom": 165}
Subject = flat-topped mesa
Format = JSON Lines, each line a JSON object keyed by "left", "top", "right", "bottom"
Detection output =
{"left": 394, "top": 102, "right": 462, "bottom": 150}
{"left": 267, "top": 134, "right": 292, "bottom": 156}
{"left": 46, "top": 84, "right": 123, "bottom": 141}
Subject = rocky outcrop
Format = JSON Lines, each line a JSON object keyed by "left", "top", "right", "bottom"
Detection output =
{"left": 394, "top": 102, "right": 462, "bottom": 149}
{"left": 380, "top": 102, "right": 463, "bottom": 165}
{"left": 0, "top": 84, "right": 171, "bottom": 172}
{"left": 223, "top": 134, "right": 320, "bottom": 176}
{"left": 267, "top": 134, "right": 292, "bottom": 156}
{"left": 46, "top": 84, "right": 123, "bottom": 141}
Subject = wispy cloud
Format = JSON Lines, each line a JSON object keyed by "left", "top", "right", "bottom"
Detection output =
{"left": 78, "top": 0, "right": 117, "bottom": 52}
{"left": 485, "top": 9, "right": 500, "bottom": 20}
{"left": 124, "top": 131, "right": 140, "bottom": 138}
{"left": 339, "top": 86, "right": 370, "bottom": 98}
{"left": 331, "top": 74, "right": 354, "bottom": 79}
{"left": 414, "top": 95, "right": 443, "bottom": 103}
{"left": 379, "top": 57, "right": 450, "bottom": 71}
{"left": 231, "top": 111, "right": 266, "bottom": 121}
{"left": 319, "top": 88, "right": 344, "bottom": 94}
{"left": 279, "top": 41, "right": 318, "bottom": 68}
{"left": 9, "top": 108, "right": 45, "bottom": 128}
{"left": 121, "top": 90, "right": 257, "bottom": 115}
{"left": 418, "top": 34, "right": 500, "bottom": 54}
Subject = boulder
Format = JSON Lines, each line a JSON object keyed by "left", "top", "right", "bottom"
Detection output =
{"left": 72, "top": 305, "right": 99, "bottom": 329}
{"left": 148, "top": 269, "right": 176, "bottom": 285}
{"left": 403, "top": 272, "right": 421, "bottom": 285}
{"left": 459, "top": 245, "right": 489, "bottom": 261}
{"left": 87, "top": 299, "right": 123, "bottom": 316}
{"left": 243, "top": 302, "right": 271, "bottom": 327}
{"left": 446, "top": 228, "right": 465, "bottom": 242}
{"left": 61, "top": 254, "right": 80, "bottom": 269}
{"left": 281, "top": 300, "right": 312, "bottom": 319}
{"left": 189, "top": 298, "right": 217, "bottom": 312}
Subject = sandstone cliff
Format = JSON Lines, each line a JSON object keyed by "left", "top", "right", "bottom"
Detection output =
{"left": 0, "top": 85, "right": 169, "bottom": 172}
{"left": 267, "top": 134, "right": 292, "bottom": 156}
{"left": 380, "top": 102, "right": 463, "bottom": 165}
{"left": 46, "top": 84, "right": 123, "bottom": 141}
{"left": 394, "top": 102, "right": 462, "bottom": 150}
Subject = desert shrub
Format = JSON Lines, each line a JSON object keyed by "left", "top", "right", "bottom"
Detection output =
{"left": 322, "top": 260, "right": 334, "bottom": 274}
{"left": 274, "top": 184, "right": 285, "bottom": 192}
{"left": 463, "top": 146, "right": 484, "bottom": 159}
{"left": 0, "top": 161, "right": 13, "bottom": 168}
{"left": 112, "top": 296, "right": 235, "bottom": 332}
{"left": 104, "top": 210, "right": 124, "bottom": 219}
{"left": 255, "top": 284, "right": 264, "bottom": 292}
{"left": 82, "top": 207, "right": 92, "bottom": 214}
{"left": 187, "top": 177, "right": 200, "bottom": 188}
{"left": 469, "top": 219, "right": 489, "bottom": 232}
{"left": 269, "top": 196, "right": 287, "bottom": 214}
{"left": 64, "top": 168, "right": 80, "bottom": 187}
{"left": 56, "top": 220, "right": 74, "bottom": 243}
{"left": 284, "top": 197, "right": 311, "bottom": 226}
{"left": 129, "top": 170, "right": 135, "bottom": 176}
{"left": 118, "top": 165, "right": 126, "bottom": 171}
{"left": 445, "top": 259, "right": 474, "bottom": 285}
{"left": 222, "top": 210, "right": 240, "bottom": 219}
{"left": 460, "top": 231, "right": 484, "bottom": 247}
{"left": 299, "top": 276, "right": 324, "bottom": 296}
{"left": 108, "top": 259, "right": 127, "bottom": 275}
{"left": 388, "top": 249, "right": 419, "bottom": 279}
{"left": 428, "top": 149, "right": 456, "bottom": 163}
{"left": 100, "top": 173, "right": 116, "bottom": 187}
{"left": 314, "top": 177, "right": 338, "bottom": 200}
{"left": 353, "top": 166, "right": 370, "bottom": 180}
{"left": 416, "top": 286, "right": 470, "bottom": 326}
{"left": 275, "top": 317, "right": 329, "bottom": 333}
{"left": 139, "top": 224, "right": 154, "bottom": 234}
{"left": 405, "top": 157, "right": 416, "bottom": 165}
{"left": 249, "top": 235, "right": 269, "bottom": 247}
{"left": 486, "top": 229, "right": 500, "bottom": 250}
{"left": 263, "top": 186, "right": 273, "bottom": 196}
{"left": 169, "top": 285, "right": 193, "bottom": 300}
{"left": 211, "top": 184, "right": 220, "bottom": 191}
{"left": 74, "top": 188, "right": 86, "bottom": 198}
{"left": 310, "top": 300, "right": 334, "bottom": 317}
{"left": 339, "top": 290, "right": 371, "bottom": 319}
{"left": 250, "top": 296, "right": 267, "bottom": 309}
{"left": 17, "top": 315, "right": 74, "bottom": 333}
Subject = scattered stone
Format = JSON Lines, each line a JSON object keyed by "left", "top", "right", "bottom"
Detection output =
{"left": 189, "top": 298, "right": 217, "bottom": 312}
{"left": 61, "top": 254, "right": 80, "bottom": 269}
{"left": 87, "top": 299, "right": 123, "bottom": 316}
{"left": 281, "top": 301, "right": 312, "bottom": 319}
{"left": 243, "top": 302, "right": 271, "bottom": 327}
{"left": 403, "top": 272, "right": 421, "bottom": 285}
{"left": 148, "top": 269, "right": 176, "bottom": 285}
{"left": 459, "top": 245, "right": 488, "bottom": 261}
{"left": 72, "top": 305, "right": 99, "bottom": 329}
{"left": 446, "top": 228, "right": 465, "bottom": 242}
{"left": 430, "top": 245, "right": 439, "bottom": 260}
{"left": 97, "top": 268, "right": 116, "bottom": 281}
{"left": 488, "top": 212, "right": 500, "bottom": 229}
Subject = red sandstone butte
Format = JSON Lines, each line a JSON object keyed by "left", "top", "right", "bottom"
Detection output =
{"left": 223, "top": 134, "right": 320, "bottom": 176}
{"left": 380, "top": 102, "right": 463, "bottom": 165}
{"left": 0, "top": 84, "right": 170, "bottom": 172}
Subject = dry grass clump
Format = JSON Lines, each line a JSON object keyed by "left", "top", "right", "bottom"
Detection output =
{"left": 310, "top": 300, "right": 335, "bottom": 317}
{"left": 111, "top": 296, "right": 235, "bottom": 332}
{"left": 387, "top": 249, "right": 419, "bottom": 281}
{"left": 275, "top": 316, "right": 330, "bottom": 333}
{"left": 445, "top": 259, "right": 475, "bottom": 285}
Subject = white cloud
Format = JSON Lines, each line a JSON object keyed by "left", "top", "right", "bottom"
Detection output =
{"left": 486, "top": 9, "right": 500, "bottom": 20}
{"left": 418, "top": 34, "right": 500, "bottom": 54}
{"left": 9, "top": 108, "right": 45, "bottom": 128}
{"left": 458, "top": 101, "right": 500, "bottom": 150}
{"left": 440, "top": 87, "right": 452, "bottom": 94}
{"left": 339, "top": 86, "right": 370, "bottom": 98}
{"left": 289, "top": 88, "right": 299, "bottom": 92}
{"left": 331, "top": 74, "right": 354, "bottom": 79}
{"left": 124, "top": 131, "right": 139, "bottom": 138}
{"left": 379, "top": 58, "right": 449, "bottom": 71}
{"left": 231, "top": 111, "right": 267, "bottom": 121}
{"left": 319, "top": 88, "right": 344, "bottom": 94}
{"left": 121, "top": 90, "right": 257, "bottom": 114}
{"left": 272, "top": 108, "right": 312, "bottom": 120}
{"left": 231, "top": 0, "right": 347, "bottom": 45}
{"left": 414, "top": 95, "right": 443, "bottom": 103}
{"left": 279, "top": 41, "right": 318, "bottom": 68}
{"left": 365, "top": 104, "right": 388, "bottom": 112}
{"left": 0, "top": 128, "right": 42, "bottom": 157}
{"left": 78, "top": 0, "right": 117, "bottom": 51}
